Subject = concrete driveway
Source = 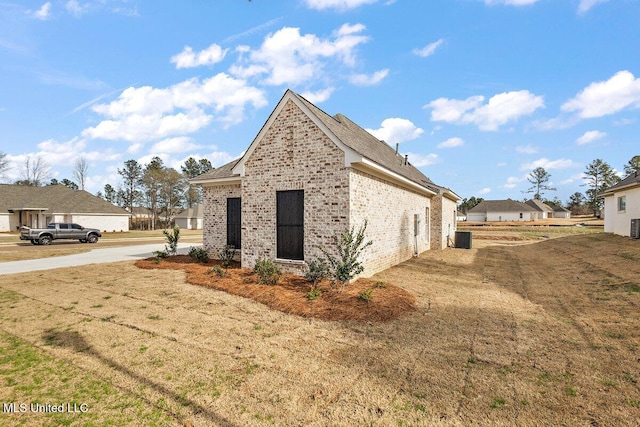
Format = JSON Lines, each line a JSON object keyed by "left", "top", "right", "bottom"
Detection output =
{"left": 0, "top": 242, "right": 196, "bottom": 275}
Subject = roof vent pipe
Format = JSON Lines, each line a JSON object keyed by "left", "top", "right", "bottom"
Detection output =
{"left": 395, "top": 143, "right": 399, "bottom": 154}
{"left": 404, "top": 154, "right": 408, "bottom": 165}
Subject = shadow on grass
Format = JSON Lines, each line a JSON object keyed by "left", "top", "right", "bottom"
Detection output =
{"left": 42, "top": 329, "right": 237, "bottom": 427}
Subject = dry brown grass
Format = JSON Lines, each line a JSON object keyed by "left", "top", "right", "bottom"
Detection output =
{"left": 135, "top": 256, "right": 416, "bottom": 322}
{"left": 0, "top": 232, "right": 639, "bottom": 426}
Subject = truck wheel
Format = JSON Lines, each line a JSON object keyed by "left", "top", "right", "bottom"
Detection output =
{"left": 87, "top": 234, "right": 99, "bottom": 244}
{"left": 39, "top": 236, "right": 52, "bottom": 245}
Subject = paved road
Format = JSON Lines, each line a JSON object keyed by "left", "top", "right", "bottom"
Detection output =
{"left": 0, "top": 242, "right": 196, "bottom": 275}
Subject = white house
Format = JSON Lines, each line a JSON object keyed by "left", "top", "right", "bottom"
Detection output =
{"left": 0, "top": 184, "right": 130, "bottom": 232}
{"left": 603, "top": 172, "right": 640, "bottom": 237}
{"left": 192, "top": 90, "right": 460, "bottom": 278}
{"left": 467, "top": 199, "right": 537, "bottom": 222}
{"left": 550, "top": 204, "right": 571, "bottom": 219}
{"left": 175, "top": 204, "right": 203, "bottom": 230}
{"left": 525, "top": 199, "right": 554, "bottom": 219}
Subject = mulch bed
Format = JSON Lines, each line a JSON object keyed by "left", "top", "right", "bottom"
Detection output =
{"left": 134, "top": 255, "right": 417, "bottom": 322}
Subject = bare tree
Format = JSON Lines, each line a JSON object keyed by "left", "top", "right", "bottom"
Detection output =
{"left": 0, "top": 151, "right": 10, "bottom": 180}
{"left": 17, "top": 156, "right": 51, "bottom": 186}
{"left": 73, "top": 156, "right": 89, "bottom": 190}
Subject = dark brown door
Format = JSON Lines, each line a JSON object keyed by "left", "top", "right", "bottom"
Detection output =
{"left": 277, "top": 190, "right": 304, "bottom": 260}
{"left": 227, "top": 198, "right": 241, "bottom": 249}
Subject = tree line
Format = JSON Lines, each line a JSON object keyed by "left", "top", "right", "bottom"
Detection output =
{"left": 99, "top": 156, "right": 213, "bottom": 230}
{"left": 0, "top": 151, "right": 213, "bottom": 230}
{"left": 459, "top": 155, "right": 640, "bottom": 216}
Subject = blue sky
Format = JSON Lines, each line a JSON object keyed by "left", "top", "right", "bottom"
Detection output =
{"left": 1, "top": 0, "right": 638, "bottom": 204}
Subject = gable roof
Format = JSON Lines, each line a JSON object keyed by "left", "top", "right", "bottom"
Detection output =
{"left": 0, "top": 184, "right": 130, "bottom": 216}
{"left": 602, "top": 171, "right": 640, "bottom": 195}
{"left": 192, "top": 89, "right": 459, "bottom": 200}
{"left": 175, "top": 204, "right": 203, "bottom": 219}
{"left": 468, "top": 199, "right": 537, "bottom": 213}
{"left": 525, "top": 198, "right": 554, "bottom": 212}
{"left": 551, "top": 204, "right": 570, "bottom": 213}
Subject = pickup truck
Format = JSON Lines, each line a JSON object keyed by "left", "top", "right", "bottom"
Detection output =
{"left": 20, "top": 223, "right": 102, "bottom": 245}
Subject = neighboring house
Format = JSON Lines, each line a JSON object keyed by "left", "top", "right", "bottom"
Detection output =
{"left": 550, "top": 204, "right": 571, "bottom": 219}
{"left": 603, "top": 172, "right": 640, "bottom": 237}
{"left": 467, "top": 199, "right": 537, "bottom": 222}
{"left": 456, "top": 210, "right": 467, "bottom": 222}
{"left": 0, "top": 184, "right": 130, "bottom": 232}
{"left": 192, "top": 90, "right": 460, "bottom": 278}
{"left": 525, "top": 199, "right": 554, "bottom": 219}
{"left": 175, "top": 204, "right": 203, "bottom": 230}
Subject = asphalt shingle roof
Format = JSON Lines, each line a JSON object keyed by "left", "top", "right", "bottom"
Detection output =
{"left": 525, "top": 199, "right": 554, "bottom": 212}
{"left": 192, "top": 90, "right": 457, "bottom": 197}
{"left": 0, "top": 184, "right": 130, "bottom": 215}
{"left": 603, "top": 171, "right": 640, "bottom": 194}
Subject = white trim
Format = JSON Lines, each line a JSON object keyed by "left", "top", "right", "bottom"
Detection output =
{"left": 192, "top": 176, "right": 242, "bottom": 186}
{"left": 232, "top": 90, "right": 364, "bottom": 177}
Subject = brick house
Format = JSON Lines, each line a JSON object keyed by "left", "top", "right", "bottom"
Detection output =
{"left": 192, "top": 90, "right": 459, "bottom": 277}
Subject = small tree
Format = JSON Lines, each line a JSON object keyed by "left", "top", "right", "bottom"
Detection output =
{"left": 623, "top": 155, "right": 640, "bottom": 176}
{"left": 525, "top": 167, "right": 556, "bottom": 200}
{"left": 319, "top": 220, "right": 373, "bottom": 289}
{"left": 162, "top": 225, "right": 180, "bottom": 256}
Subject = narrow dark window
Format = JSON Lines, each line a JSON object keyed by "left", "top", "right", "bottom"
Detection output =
{"left": 227, "top": 198, "right": 241, "bottom": 249}
{"left": 277, "top": 190, "right": 304, "bottom": 260}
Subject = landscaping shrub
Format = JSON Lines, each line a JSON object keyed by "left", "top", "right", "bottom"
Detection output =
{"left": 207, "top": 265, "right": 226, "bottom": 277}
{"left": 219, "top": 245, "right": 235, "bottom": 269}
{"left": 359, "top": 288, "right": 373, "bottom": 302}
{"left": 152, "top": 250, "right": 167, "bottom": 263}
{"left": 163, "top": 225, "right": 180, "bottom": 256}
{"left": 188, "top": 246, "right": 209, "bottom": 263}
{"left": 253, "top": 258, "right": 281, "bottom": 285}
{"left": 319, "top": 220, "right": 373, "bottom": 288}
{"left": 304, "top": 257, "right": 329, "bottom": 285}
{"left": 307, "top": 286, "right": 322, "bottom": 301}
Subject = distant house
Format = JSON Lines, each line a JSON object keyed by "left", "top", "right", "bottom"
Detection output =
{"left": 550, "top": 204, "right": 571, "bottom": 219}
{"left": 525, "top": 199, "right": 554, "bottom": 219}
{"left": 0, "top": 184, "right": 130, "bottom": 232}
{"left": 193, "top": 89, "right": 460, "bottom": 278}
{"left": 456, "top": 210, "right": 467, "bottom": 222}
{"left": 467, "top": 199, "right": 537, "bottom": 222}
{"left": 175, "top": 204, "right": 203, "bottom": 230}
{"left": 603, "top": 172, "right": 640, "bottom": 237}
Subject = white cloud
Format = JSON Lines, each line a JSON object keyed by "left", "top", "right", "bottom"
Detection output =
{"left": 229, "top": 24, "right": 370, "bottom": 86}
{"left": 349, "top": 69, "right": 389, "bottom": 86}
{"left": 426, "top": 96, "right": 484, "bottom": 123}
{"left": 484, "top": 0, "right": 539, "bottom": 5}
{"left": 28, "top": 2, "right": 52, "bottom": 20}
{"left": 304, "top": 0, "right": 378, "bottom": 11}
{"left": 66, "top": 0, "right": 89, "bottom": 17}
{"left": 521, "top": 157, "right": 576, "bottom": 170}
{"left": 561, "top": 71, "right": 640, "bottom": 119}
{"left": 437, "top": 137, "right": 464, "bottom": 148}
{"left": 576, "top": 130, "right": 606, "bottom": 145}
{"left": 366, "top": 118, "right": 424, "bottom": 145}
{"left": 150, "top": 137, "right": 201, "bottom": 154}
{"left": 82, "top": 73, "right": 267, "bottom": 142}
{"left": 413, "top": 39, "right": 444, "bottom": 58}
{"left": 504, "top": 176, "right": 524, "bottom": 189}
{"left": 578, "top": 0, "right": 609, "bottom": 14}
{"left": 427, "top": 90, "right": 544, "bottom": 131}
{"left": 171, "top": 44, "right": 228, "bottom": 69}
{"left": 516, "top": 144, "right": 538, "bottom": 154}
{"left": 478, "top": 187, "right": 492, "bottom": 195}
{"left": 405, "top": 152, "right": 439, "bottom": 167}
{"left": 300, "top": 87, "right": 335, "bottom": 103}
